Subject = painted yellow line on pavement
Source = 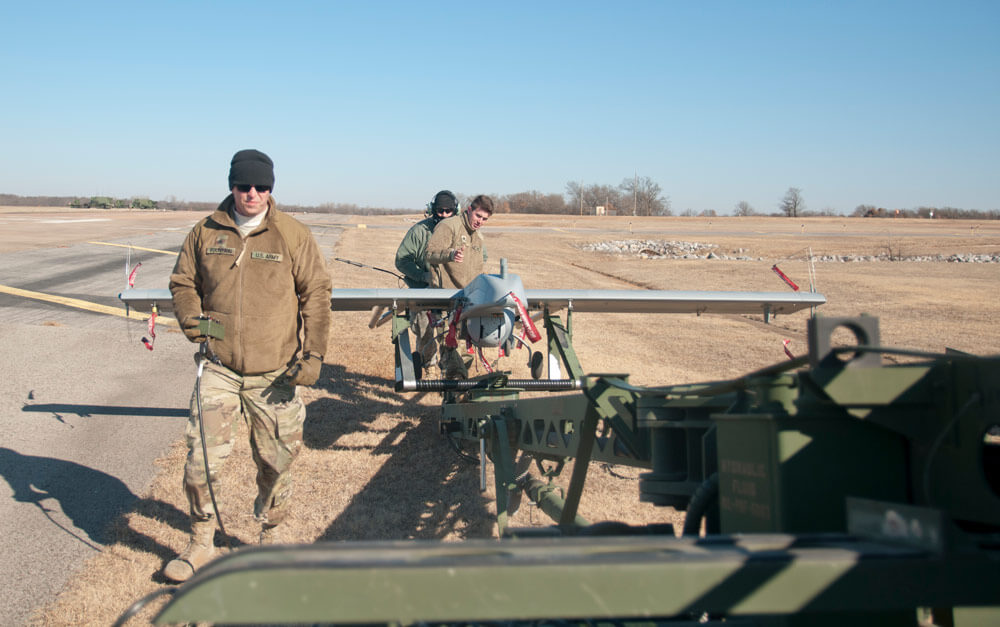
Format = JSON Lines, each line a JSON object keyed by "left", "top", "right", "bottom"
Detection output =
{"left": 88, "top": 241, "right": 178, "bottom": 256}
{"left": 0, "top": 284, "right": 179, "bottom": 327}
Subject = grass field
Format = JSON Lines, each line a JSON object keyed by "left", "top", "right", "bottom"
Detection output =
{"left": 29, "top": 213, "right": 1000, "bottom": 625}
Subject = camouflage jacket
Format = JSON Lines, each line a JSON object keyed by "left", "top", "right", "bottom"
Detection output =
{"left": 169, "top": 195, "right": 332, "bottom": 375}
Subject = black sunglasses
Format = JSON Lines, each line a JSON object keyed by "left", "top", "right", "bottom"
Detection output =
{"left": 235, "top": 184, "right": 272, "bottom": 193}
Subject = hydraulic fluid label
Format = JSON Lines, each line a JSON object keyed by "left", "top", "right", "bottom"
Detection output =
{"left": 719, "top": 458, "right": 773, "bottom": 527}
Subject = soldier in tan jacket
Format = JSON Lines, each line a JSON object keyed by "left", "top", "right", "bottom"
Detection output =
{"left": 164, "top": 149, "right": 331, "bottom": 582}
{"left": 425, "top": 195, "right": 494, "bottom": 378}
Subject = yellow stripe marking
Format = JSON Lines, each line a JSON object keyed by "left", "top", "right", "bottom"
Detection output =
{"left": 88, "top": 241, "right": 178, "bottom": 256}
{"left": 0, "top": 284, "right": 179, "bottom": 327}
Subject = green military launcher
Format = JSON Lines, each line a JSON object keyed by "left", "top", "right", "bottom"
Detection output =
{"left": 136, "top": 307, "right": 1000, "bottom": 626}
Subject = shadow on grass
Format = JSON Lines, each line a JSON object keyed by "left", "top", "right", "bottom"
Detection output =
{"left": 304, "top": 362, "right": 403, "bottom": 449}
{"left": 305, "top": 364, "right": 495, "bottom": 542}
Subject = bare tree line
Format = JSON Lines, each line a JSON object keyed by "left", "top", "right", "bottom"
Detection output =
{"left": 453, "top": 176, "right": 671, "bottom": 216}
{"left": 849, "top": 205, "right": 1000, "bottom": 220}
{"left": 0, "top": 176, "right": 673, "bottom": 217}
{"left": 563, "top": 176, "right": 671, "bottom": 216}
{"left": 730, "top": 188, "right": 999, "bottom": 220}
{"left": 2, "top": 186, "right": 997, "bottom": 219}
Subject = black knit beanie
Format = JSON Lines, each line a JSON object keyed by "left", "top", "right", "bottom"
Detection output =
{"left": 228, "top": 149, "right": 275, "bottom": 189}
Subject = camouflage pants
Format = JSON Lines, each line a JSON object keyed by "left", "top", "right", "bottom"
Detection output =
{"left": 439, "top": 343, "right": 474, "bottom": 379}
{"left": 183, "top": 361, "right": 305, "bottom": 526}
{"left": 411, "top": 311, "right": 440, "bottom": 375}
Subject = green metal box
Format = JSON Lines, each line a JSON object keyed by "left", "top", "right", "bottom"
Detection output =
{"left": 716, "top": 409, "right": 909, "bottom": 533}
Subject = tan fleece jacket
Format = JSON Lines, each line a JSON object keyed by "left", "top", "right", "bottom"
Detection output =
{"left": 169, "top": 195, "right": 332, "bottom": 375}
{"left": 424, "top": 211, "right": 488, "bottom": 289}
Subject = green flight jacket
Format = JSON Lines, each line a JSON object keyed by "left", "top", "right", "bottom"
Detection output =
{"left": 394, "top": 216, "right": 438, "bottom": 288}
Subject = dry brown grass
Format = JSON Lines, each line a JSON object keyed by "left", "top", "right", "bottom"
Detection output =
{"left": 33, "top": 215, "right": 1000, "bottom": 625}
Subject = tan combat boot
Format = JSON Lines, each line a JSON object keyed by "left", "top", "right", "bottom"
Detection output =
{"left": 163, "top": 518, "right": 217, "bottom": 582}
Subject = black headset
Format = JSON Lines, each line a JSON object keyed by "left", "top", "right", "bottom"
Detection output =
{"left": 427, "top": 190, "right": 460, "bottom": 216}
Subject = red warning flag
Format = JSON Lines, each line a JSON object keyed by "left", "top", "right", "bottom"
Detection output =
{"left": 444, "top": 306, "right": 463, "bottom": 348}
{"left": 509, "top": 293, "right": 541, "bottom": 342}
{"left": 128, "top": 262, "right": 142, "bottom": 288}
{"left": 772, "top": 265, "right": 799, "bottom": 291}
{"left": 783, "top": 339, "right": 795, "bottom": 360}
{"left": 141, "top": 307, "right": 157, "bottom": 351}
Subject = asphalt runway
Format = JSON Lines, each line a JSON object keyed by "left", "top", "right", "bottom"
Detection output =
{"left": 0, "top": 212, "right": 342, "bottom": 625}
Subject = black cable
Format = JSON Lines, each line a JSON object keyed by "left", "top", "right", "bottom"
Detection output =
{"left": 195, "top": 345, "right": 228, "bottom": 541}
{"left": 682, "top": 473, "right": 720, "bottom": 536}
{"left": 333, "top": 257, "right": 406, "bottom": 280}
{"left": 446, "top": 432, "right": 479, "bottom": 463}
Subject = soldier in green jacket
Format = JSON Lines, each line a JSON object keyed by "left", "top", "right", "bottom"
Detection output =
{"left": 164, "top": 149, "right": 332, "bottom": 582}
{"left": 394, "top": 190, "right": 459, "bottom": 379}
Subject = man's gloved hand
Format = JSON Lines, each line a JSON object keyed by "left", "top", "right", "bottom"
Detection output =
{"left": 276, "top": 352, "right": 323, "bottom": 387}
{"left": 181, "top": 316, "right": 207, "bottom": 343}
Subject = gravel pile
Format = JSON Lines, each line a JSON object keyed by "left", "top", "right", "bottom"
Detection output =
{"left": 812, "top": 253, "right": 1000, "bottom": 263}
{"left": 580, "top": 240, "right": 999, "bottom": 263}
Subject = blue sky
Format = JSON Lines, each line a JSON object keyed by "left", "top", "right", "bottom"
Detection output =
{"left": 2, "top": 1, "right": 997, "bottom": 214}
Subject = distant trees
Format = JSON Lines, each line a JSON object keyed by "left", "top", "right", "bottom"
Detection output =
{"left": 619, "top": 176, "right": 670, "bottom": 216}
{"left": 0, "top": 193, "right": 76, "bottom": 207}
{"left": 495, "top": 190, "right": 567, "bottom": 214}
{"left": 313, "top": 202, "right": 361, "bottom": 214}
{"left": 565, "top": 182, "right": 621, "bottom": 215}
{"left": 2, "top": 190, "right": 995, "bottom": 219}
{"left": 780, "top": 187, "right": 805, "bottom": 217}
{"left": 564, "top": 176, "right": 670, "bottom": 216}
{"left": 850, "top": 204, "right": 1000, "bottom": 220}
{"left": 914, "top": 206, "right": 1000, "bottom": 220}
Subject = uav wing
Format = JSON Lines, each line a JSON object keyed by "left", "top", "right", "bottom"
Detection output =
{"left": 119, "top": 288, "right": 175, "bottom": 313}
{"left": 124, "top": 286, "right": 826, "bottom": 317}
{"left": 329, "top": 288, "right": 460, "bottom": 312}
{"left": 524, "top": 289, "right": 825, "bottom": 315}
